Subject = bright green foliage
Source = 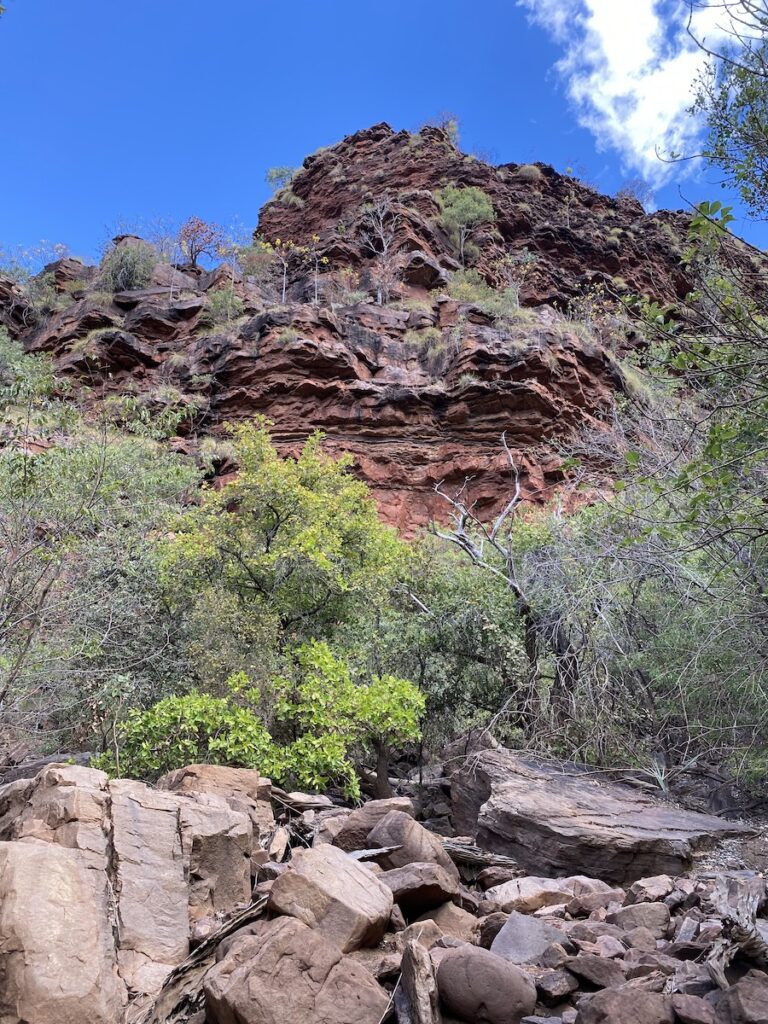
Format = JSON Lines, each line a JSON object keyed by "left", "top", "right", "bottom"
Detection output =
{"left": 273, "top": 641, "right": 423, "bottom": 796}
{"left": 437, "top": 185, "right": 495, "bottom": 265}
{"left": 93, "top": 691, "right": 275, "bottom": 779}
{"left": 161, "top": 420, "right": 407, "bottom": 688}
{"left": 97, "top": 642, "right": 423, "bottom": 796}
{"left": 100, "top": 241, "right": 156, "bottom": 292}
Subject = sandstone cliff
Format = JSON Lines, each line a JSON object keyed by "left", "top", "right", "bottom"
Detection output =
{"left": 1, "top": 123, "right": 708, "bottom": 529}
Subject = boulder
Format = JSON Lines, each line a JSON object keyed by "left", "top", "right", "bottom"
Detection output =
{"left": 109, "top": 779, "right": 190, "bottom": 995}
{"left": 575, "top": 988, "right": 674, "bottom": 1023}
{"left": 485, "top": 875, "right": 578, "bottom": 913}
{"left": 175, "top": 792, "right": 252, "bottom": 920}
{"left": 491, "top": 911, "right": 566, "bottom": 965}
{"left": 204, "top": 917, "right": 389, "bottom": 1024}
{"left": 0, "top": 839, "right": 126, "bottom": 1024}
{"left": 607, "top": 903, "right": 670, "bottom": 939}
{"left": 267, "top": 844, "right": 393, "bottom": 952}
{"left": 368, "top": 810, "right": 459, "bottom": 879}
{"left": 379, "top": 862, "right": 460, "bottom": 915}
{"left": 566, "top": 953, "right": 626, "bottom": 988}
{"left": 670, "top": 994, "right": 715, "bottom": 1024}
{"left": 715, "top": 970, "right": 768, "bottom": 1023}
{"left": 415, "top": 900, "right": 479, "bottom": 942}
{"left": 450, "top": 748, "right": 750, "bottom": 883}
{"left": 333, "top": 796, "right": 414, "bottom": 852}
{"left": 625, "top": 875, "right": 675, "bottom": 905}
{"left": 536, "top": 969, "right": 579, "bottom": 1006}
{"left": 436, "top": 944, "right": 537, "bottom": 1024}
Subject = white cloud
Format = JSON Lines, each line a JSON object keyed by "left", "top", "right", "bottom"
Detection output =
{"left": 518, "top": 0, "right": 742, "bottom": 187}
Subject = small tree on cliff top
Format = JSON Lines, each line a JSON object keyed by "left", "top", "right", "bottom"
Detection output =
{"left": 177, "top": 216, "right": 225, "bottom": 268}
{"left": 438, "top": 185, "right": 495, "bottom": 265}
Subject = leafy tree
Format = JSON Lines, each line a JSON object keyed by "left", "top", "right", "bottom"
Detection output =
{"left": 690, "top": 2, "right": 768, "bottom": 217}
{"left": 438, "top": 185, "right": 495, "bottom": 265}
{"left": 273, "top": 641, "right": 424, "bottom": 797}
{"left": 177, "top": 216, "right": 225, "bottom": 268}
{"left": 0, "top": 337, "right": 198, "bottom": 752}
{"left": 160, "top": 419, "right": 406, "bottom": 688}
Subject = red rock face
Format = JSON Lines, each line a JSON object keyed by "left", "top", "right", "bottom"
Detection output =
{"left": 1, "top": 123, "right": 707, "bottom": 532}
{"left": 258, "top": 122, "right": 693, "bottom": 308}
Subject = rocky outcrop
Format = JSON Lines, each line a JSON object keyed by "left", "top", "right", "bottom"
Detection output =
{"left": 0, "top": 762, "right": 273, "bottom": 1010}
{"left": 0, "top": 839, "right": 126, "bottom": 1024}
{"left": 258, "top": 123, "right": 692, "bottom": 308}
{"left": 449, "top": 746, "right": 752, "bottom": 883}
{"left": 3, "top": 123, "right": 722, "bottom": 530}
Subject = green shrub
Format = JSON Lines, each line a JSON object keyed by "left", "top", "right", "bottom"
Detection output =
{"left": 100, "top": 242, "right": 156, "bottom": 292}
{"left": 95, "top": 642, "right": 424, "bottom": 797}
{"left": 457, "top": 371, "right": 479, "bottom": 387}
{"left": 514, "top": 164, "right": 544, "bottom": 182}
{"left": 205, "top": 286, "right": 244, "bottom": 325}
{"left": 447, "top": 269, "right": 521, "bottom": 322}
{"left": 93, "top": 690, "right": 275, "bottom": 779}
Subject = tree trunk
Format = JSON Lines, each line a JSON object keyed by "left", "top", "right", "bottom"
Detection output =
{"left": 374, "top": 740, "right": 392, "bottom": 798}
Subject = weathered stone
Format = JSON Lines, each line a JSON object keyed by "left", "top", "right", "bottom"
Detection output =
{"left": 436, "top": 944, "right": 537, "bottom": 1024}
{"left": 175, "top": 792, "right": 252, "bottom": 921}
{"left": 332, "top": 796, "right": 415, "bottom": 852}
{"left": 267, "top": 843, "right": 393, "bottom": 952}
{"left": 478, "top": 865, "right": 524, "bottom": 889}
{"left": 402, "top": 938, "right": 443, "bottom": 1024}
{"left": 415, "top": 901, "right": 479, "bottom": 942}
{"left": 491, "top": 911, "right": 566, "bottom": 965}
{"left": 368, "top": 810, "right": 459, "bottom": 879}
{"left": 625, "top": 875, "right": 674, "bottom": 905}
{"left": 0, "top": 763, "right": 110, "bottom": 869}
{"left": 157, "top": 762, "right": 274, "bottom": 839}
{"left": 204, "top": 917, "right": 389, "bottom": 1024}
{"left": 670, "top": 993, "right": 715, "bottom": 1024}
{"left": 536, "top": 969, "right": 579, "bottom": 1006}
{"left": 607, "top": 903, "right": 670, "bottom": 939}
{"left": 623, "top": 926, "right": 658, "bottom": 951}
{"left": 715, "top": 971, "right": 768, "bottom": 1023}
{"left": 0, "top": 839, "right": 126, "bottom": 1024}
{"left": 485, "top": 876, "right": 577, "bottom": 913}
{"left": 450, "top": 748, "right": 749, "bottom": 883}
{"left": 109, "top": 779, "right": 190, "bottom": 995}
{"left": 379, "top": 861, "right": 459, "bottom": 915}
{"left": 575, "top": 988, "right": 674, "bottom": 1023}
{"left": 567, "top": 953, "right": 626, "bottom": 989}
{"left": 404, "top": 919, "right": 445, "bottom": 948}
{"left": 478, "top": 912, "right": 510, "bottom": 949}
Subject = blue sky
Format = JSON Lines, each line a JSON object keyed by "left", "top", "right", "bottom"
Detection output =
{"left": 0, "top": 0, "right": 764, "bottom": 265}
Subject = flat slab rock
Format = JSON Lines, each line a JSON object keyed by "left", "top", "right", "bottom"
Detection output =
{"left": 450, "top": 747, "right": 751, "bottom": 883}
